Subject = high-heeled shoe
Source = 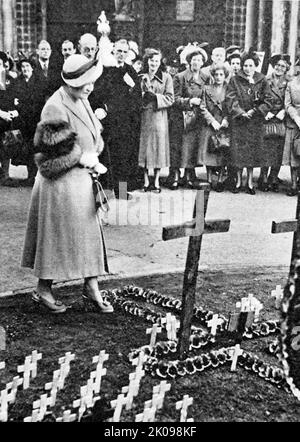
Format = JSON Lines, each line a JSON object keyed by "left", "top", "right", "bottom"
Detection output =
{"left": 82, "top": 285, "right": 114, "bottom": 313}
{"left": 152, "top": 186, "right": 161, "bottom": 194}
{"left": 170, "top": 181, "right": 179, "bottom": 190}
{"left": 32, "top": 291, "right": 67, "bottom": 314}
{"left": 231, "top": 185, "right": 241, "bottom": 194}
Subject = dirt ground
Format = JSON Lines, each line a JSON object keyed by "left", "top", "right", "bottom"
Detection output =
{"left": 1, "top": 270, "right": 300, "bottom": 422}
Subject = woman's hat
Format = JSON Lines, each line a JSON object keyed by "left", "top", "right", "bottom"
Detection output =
{"left": 16, "top": 57, "right": 36, "bottom": 71}
{"left": 269, "top": 53, "right": 291, "bottom": 68}
{"left": 183, "top": 45, "right": 208, "bottom": 65}
{"left": 61, "top": 54, "right": 103, "bottom": 87}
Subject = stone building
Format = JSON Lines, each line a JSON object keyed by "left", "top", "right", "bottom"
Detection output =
{"left": 0, "top": 0, "right": 299, "bottom": 67}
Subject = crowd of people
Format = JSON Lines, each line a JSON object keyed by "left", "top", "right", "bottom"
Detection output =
{"left": 1, "top": 35, "right": 300, "bottom": 197}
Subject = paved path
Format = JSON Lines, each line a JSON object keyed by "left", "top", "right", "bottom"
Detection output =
{"left": 0, "top": 165, "right": 297, "bottom": 293}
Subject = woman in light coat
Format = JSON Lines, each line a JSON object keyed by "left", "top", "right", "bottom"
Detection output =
{"left": 172, "top": 47, "right": 208, "bottom": 188}
{"left": 21, "top": 54, "right": 113, "bottom": 314}
{"left": 197, "top": 63, "right": 229, "bottom": 192}
{"left": 283, "top": 73, "right": 300, "bottom": 196}
{"left": 138, "top": 48, "right": 174, "bottom": 193}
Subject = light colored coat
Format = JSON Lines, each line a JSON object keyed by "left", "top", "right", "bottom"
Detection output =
{"left": 282, "top": 77, "right": 300, "bottom": 167}
{"left": 21, "top": 86, "right": 109, "bottom": 280}
{"left": 138, "top": 70, "right": 174, "bottom": 168}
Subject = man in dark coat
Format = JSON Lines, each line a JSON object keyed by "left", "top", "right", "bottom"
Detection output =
{"left": 89, "top": 39, "right": 142, "bottom": 198}
{"left": 13, "top": 58, "right": 48, "bottom": 185}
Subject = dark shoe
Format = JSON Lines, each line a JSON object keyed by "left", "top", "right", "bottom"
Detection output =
{"left": 185, "top": 180, "right": 194, "bottom": 189}
{"left": 82, "top": 285, "right": 114, "bottom": 313}
{"left": 0, "top": 177, "right": 21, "bottom": 187}
{"left": 19, "top": 177, "right": 35, "bottom": 187}
{"left": 32, "top": 292, "right": 67, "bottom": 314}
{"left": 170, "top": 181, "right": 179, "bottom": 190}
{"left": 215, "top": 182, "right": 225, "bottom": 193}
{"left": 287, "top": 188, "right": 298, "bottom": 197}
{"left": 142, "top": 185, "right": 150, "bottom": 192}
{"left": 152, "top": 186, "right": 161, "bottom": 194}
{"left": 231, "top": 185, "right": 241, "bottom": 194}
{"left": 245, "top": 186, "right": 256, "bottom": 195}
{"left": 259, "top": 182, "right": 269, "bottom": 192}
{"left": 269, "top": 182, "right": 279, "bottom": 193}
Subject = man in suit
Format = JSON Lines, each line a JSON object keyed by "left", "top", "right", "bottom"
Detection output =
{"left": 35, "top": 39, "right": 62, "bottom": 97}
{"left": 61, "top": 39, "right": 76, "bottom": 61}
{"left": 89, "top": 39, "right": 143, "bottom": 198}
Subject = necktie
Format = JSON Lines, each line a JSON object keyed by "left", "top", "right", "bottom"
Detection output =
{"left": 43, "top": 63, "right": 48, "bottom": 77}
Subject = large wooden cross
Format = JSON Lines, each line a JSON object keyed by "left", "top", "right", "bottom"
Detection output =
{"left": 162, "top": 183, "right": 230, "bottom": 357}
{"left": 271, "top": 193, "right": 300, "bottom": 276}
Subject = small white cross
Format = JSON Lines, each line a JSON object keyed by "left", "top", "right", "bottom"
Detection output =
{"left": 110, "top": 393, "right": 128, "bottom": 422}
{"left": 56, "top": 410, "right": 77, "bottom": 422}
{"left": 58, "top": 351, "right": 75, "bottom": 366}
{"left": 17, "top": 356, "right": 35, "bottom": 389}
{"left": 165, "top": 313, "right": 179, "bottom": 341}
{"left": 176, "top": 395, "right": 193, "bottom": 422}
{"left": 271, "top": 285, "right": 284, "bottom": 309}
{"left": 92, "top": 350, "right": 109, "bottom": 366}
{"left": 23, "top": 409, "right": 40, "bottom": 422}
{"left": 30, "top": 350, "right": 42, "bottom": 378}
{"left": 122, "top": 378, "right": 141, "bottom": 410}
{"left": 207, "top": 314, "right": 223, "bottom": 337}
{"left": 135, "top": 406, "right": 156, "bottom": 422}
{"left": 230, "top": 344, "right": 243, "bottom": 371}
{"left": 131, "top": 350, "right": 147, "bottom": 368}
{"left": 90, "top": 365, "right": 107, "bottom": 395}
{"left": 5, "top": 376, "right": 23, "bottom": 404}
{"left": 45, "top": 369, "right": 61, "bottom": 404}
{"left": 146, "top": 324, "right": 162, "bottom": 348}
{"left": 0, "top": 389, "right": 10, "bottom": 422}
{"left": 0, "top": 327, "right": 6, "bottom": 351}
{"left": 33, "top": 394, "right": 54, "bottom": 421}
{"left": 0, "top": 361, "right": 5, "bottom": 370}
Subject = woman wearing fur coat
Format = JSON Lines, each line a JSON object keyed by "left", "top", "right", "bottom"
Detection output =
{"left": 21, "top": 54, "right": 113, "bottom": 314}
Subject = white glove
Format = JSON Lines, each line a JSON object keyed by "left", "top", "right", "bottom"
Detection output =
{"left": 211, "top": 120, "right": 221, "bottom": 131}
{"left": 94, "top": 162, "right": 107, "bottom": 175}
{"left": 95, "top": 108, "right": 107, "bottom": 120}
{"left": 265, "top": 111, "right": 275, "bottom": 121}
{"left": 276, "top": 109, "right": 285, "bottom": 121}
{"left": 79, "top": 152, "right": 99, "bottom": 168}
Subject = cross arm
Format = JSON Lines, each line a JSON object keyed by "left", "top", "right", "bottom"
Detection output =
{"left": 271, "top": 219, "right": 297, "bottom": 234}
{"left": 162, "top": 219, "right": 230, "bottom": 241}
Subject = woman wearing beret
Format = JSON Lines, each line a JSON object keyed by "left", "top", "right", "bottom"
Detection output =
{"left": 172, "top": 47, "right": 208, "bottom": 189}
{"left": 226, "top": 50, "right": 272, "bottom": 194}
{"left": 258, "top": 54, "right": 291, "bottom": 193}
{"left": 21, "top": 54, "right": 113, "bottom": 314}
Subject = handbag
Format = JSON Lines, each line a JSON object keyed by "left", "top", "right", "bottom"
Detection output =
{"left": 1, "top": 129, "right": 24, "bottom": 161}
{"left": 264, "top": 121, "right": 286, "bottom": 139}
{"left": 183, "top": 109, "right": 197, "bottom": 132}
{"left": 90, "top": 171, "right": 110, "bottom": 213}
{"left": 208, "top": 130, "right": 230, "bottom": 153}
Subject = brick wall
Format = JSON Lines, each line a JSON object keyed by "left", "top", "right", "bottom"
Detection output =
{"left": 225, "top": 0, "right": 247, "bottom": 48}
{"left": 15, "top": 0, "right": 44, "bottom": 56}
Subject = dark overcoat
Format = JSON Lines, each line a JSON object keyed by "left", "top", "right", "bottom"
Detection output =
{"left": 197, "top": 83, "right": 228, "bottom": 166}
{"left": 263, "top": 73, "right": 289, "bottom": 166}
{"left": 171, "top": 68, "right": 207, "bottom": 168}
{"left": 89, "top": 64, "right": 142, "bottom": 191}
{"left": 226, "top": 71, "right": 272, "bottom": 168}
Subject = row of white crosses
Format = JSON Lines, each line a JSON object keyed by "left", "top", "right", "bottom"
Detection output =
{"left": 0, "top": 350, "right": 42, "bottom": 422}
{"left": 135, "top": 381, "right": 171, "bottom": 422}
{"left": 146, "top": 313, "right": 180, "bottom": 350}
{"left": 71, "top": 349, "right": 109, "bottom": 422}
{"left": 24, "top": 351, "right": 74, "bottom": 422}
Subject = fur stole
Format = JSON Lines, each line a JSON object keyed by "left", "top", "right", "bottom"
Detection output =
{"left": 34, "top": 119, "right": 82, "bottom": 179}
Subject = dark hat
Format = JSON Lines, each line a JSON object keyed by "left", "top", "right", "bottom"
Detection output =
{"left": 241, "top": 49, "right": 260, "bottom": 67}
{"left": 269, "top": 53, "right": 291, "bottom": 68}
{"left": 0, "top": 51, "right": 8, "bottom": 65}
{"left": 16, "top": 58, "right": 36, "bottom": 71}
{"left": 226, "top": 45, "right": 241, "bottom": 58}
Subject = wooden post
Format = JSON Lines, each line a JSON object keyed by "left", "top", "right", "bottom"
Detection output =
{"left": 271, "top": 192, "right": 300, "bottom": 277}
{"left": 2, "top": 0, "right": 14, "bottom": 54}
{"left": 162, "top": 184, "right": 230, "bottom": 358}
{"left": 288, "top": 0, "right": 300, "bottom": 74}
